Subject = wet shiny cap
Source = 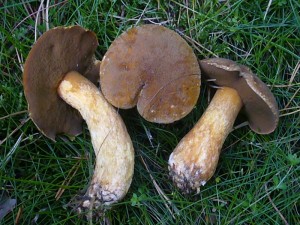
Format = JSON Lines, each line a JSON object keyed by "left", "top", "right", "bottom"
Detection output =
{"left": 100, "top": 24, "right": 201, "bottom": 123}
{"left": 199, "top": 58, "right": 279, "bottom": 134}
{"left": 23, "top": 26, "right": 99, "bottom": 140}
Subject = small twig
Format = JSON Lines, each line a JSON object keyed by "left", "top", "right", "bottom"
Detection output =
{"left": 206, "top": 79, "right": 217, "bottom": 82}
{"left": 15, "top": 207, "right": 23, "bottom": 224}
{"left": 0, "top": 118, "right": 29, "bottom": 145}
{"left": 175, "top": 29, "right": 218, "bottom": 57}
{"left": 15, "top": 48, "right": 24, "bottom": 72}
{"left": 264, "top": 0, "right": 273, "bottom": 20}
{"left": 0, "top": 110, "right": 27, "bottom": 120}
{"left": 135, "top": 0, "right": 150, "bottom": 26}
{"left": 45, "top": 0, "right": 50, "bottom": 31}
{"left": 280, "top": 106, "right": 300, "bottom": 112}
{"left": 55, "top": 160, "right": 81, "bottom": 200}
{"left": 231, "top": 121, "right": 249, "bottom": 131}
{"left": 289, "top": 60, "right": 300, "bottom": 87}
{"left": 13, "top": 1, "right": 68, "bottom": 32}
{"left": 264, "top": 184, "right": 289, "bottom": 225}
{"left": 35, "top": 0, "right": 45, "bottom": 41}
{"left": 283, "top": 87, "right": 300, "bottom": 110}
{"left": 108, "top": 12, "right": 168, "bottom": 25}
{"left": 270, "top": 83, "right": 300, "bottom": 88}
{"left": 142, "top": 125, "right": 154, "bottom": 147}
{"left": 279, "top": 108, "right": 300, "bottom": 117}
{"left": 107, "top": 15, "right": 159, "bottom": 21}
{"left": 222, "top": 135, "right": 244, "bottom": 151}
{"left": 2, "top": 133, "right": 23, "bottom": 166}
{"left": 21, "top": 133, "right": 41, "bottom": 143}
{"left": 140, "top": 156, "right": 180, "bottom": 217}
{"left": 209, "top": 84, "right": 222, "bottom": 89}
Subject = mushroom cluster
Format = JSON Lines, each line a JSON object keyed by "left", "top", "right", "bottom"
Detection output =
{"left": 98, "top": 25, "right": 278, "bottom": 194}
{"left": 23, "top": 26, "right": 134, "bottom": 218}
{"left": 23, "top": 24, "right": 279, "bottom": 217}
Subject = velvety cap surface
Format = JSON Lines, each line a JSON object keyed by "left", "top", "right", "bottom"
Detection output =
{"left": 100, "top": 25, "right": 200, "bottom": 123}
{"left": 23, "top": 26, "right": 98, "bottom": 140}
{"left": 199, "top": 58, "right": 279, "bottom": 134}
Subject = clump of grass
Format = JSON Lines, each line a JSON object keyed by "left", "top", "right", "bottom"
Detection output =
{"left": 1, "top": 0, "right": 299, "bottom": 224}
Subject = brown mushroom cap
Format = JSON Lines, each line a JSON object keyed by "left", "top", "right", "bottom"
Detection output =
{"left": 199, "top": 58, "right": 279, "bottom": 134}
{"left": 100, "top": 25, "right": 200, "bottom": 123}
{"left": 23, "top": 26, "right": 99, "bottom": 140}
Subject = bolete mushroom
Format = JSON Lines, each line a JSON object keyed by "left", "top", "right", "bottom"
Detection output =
{"left": 23, "top": 26, "right": 134, "bottom": 217}
{"left": 168, "top": 58, "right": 279, "bottom": 193}
{"left": 100, "top": 24, "right": 200, "bottom": 123}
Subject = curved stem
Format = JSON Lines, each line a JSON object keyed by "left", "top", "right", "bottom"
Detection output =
{"left": 58, "top": 71, "right": 134, "bottom": 214}
{"left": 168, "top": 87, "right": 242, "bottom": 193}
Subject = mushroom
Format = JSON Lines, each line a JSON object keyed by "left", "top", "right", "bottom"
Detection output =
{"left": 100, "top": 24, "right": 201, "bottom": 123}
{"left": 23, "top": 26, "right": 134, "bottom": 217}
{"left": 168, "top": 58, "right": 279, "bottom": 193}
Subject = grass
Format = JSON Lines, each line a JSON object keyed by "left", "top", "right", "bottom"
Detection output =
{"left": 0, "top": 0, "right": 299, "bottom": 224}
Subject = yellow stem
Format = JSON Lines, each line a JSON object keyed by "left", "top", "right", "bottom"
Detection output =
{"left": 169, "top": 87, "right": 243, "bottom": 193}
{"left": 58, "top": 71, "right": 134, "bottom": 212}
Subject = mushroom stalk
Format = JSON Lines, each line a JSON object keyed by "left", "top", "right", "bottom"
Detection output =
{"left": 168, "top": 87, "right": 242, "bottom": 193}
{"left": 57, "top": 71, "right": 134, "bottom": 214}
